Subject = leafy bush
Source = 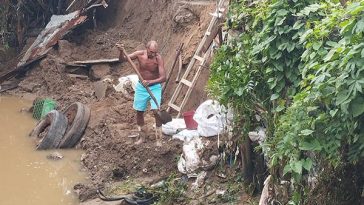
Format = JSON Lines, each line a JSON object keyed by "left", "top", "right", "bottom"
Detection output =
{"left": 209, "top": 0, "right": 364, "bottom": 203}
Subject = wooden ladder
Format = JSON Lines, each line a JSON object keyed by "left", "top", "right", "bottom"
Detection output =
{"left": 167, "top": 0, "right": 226, "bottom": 117}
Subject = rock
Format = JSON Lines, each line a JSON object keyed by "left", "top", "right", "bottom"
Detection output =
{"left": 46, "top": 152, "right": 64, "bottom": 160}
{"left": 89, "top": 64, "right": 111, "bottom": 80}
{"left": 74, "top": 183, "right": 98, "bottom": 202}
{"left": 19, "top": 82, "right": 41, "bottom": 92}
{"left": 173, "top": 7, "right": 197, "bottom": 24}
{"left": 58, "top": 40, "right": 73, "bottom": 59}
{"left": 93, "top": 80, "right": 108, "bottom": 99}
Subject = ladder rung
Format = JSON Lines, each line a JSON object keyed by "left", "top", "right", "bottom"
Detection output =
{"left": 194, "top": 55, "right": 204, "bottom": 62}
{"left": 168, "top": 103, "right": 181, "bottom": 111}
{"left": 180, "top": 79, "right": 192, "bottom": 87}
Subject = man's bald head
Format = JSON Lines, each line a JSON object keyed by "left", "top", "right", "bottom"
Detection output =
{"left": 146, "top": 41, "right": 158, "bottom": 50}
{"left": 146, "top": 40, "right": 158, "bottom": 58}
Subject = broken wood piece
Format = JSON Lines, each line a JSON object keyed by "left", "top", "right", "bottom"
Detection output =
{"left": 67, "top": 74, "right": 89, "bottom": 79}
{"left": 178, "top": 1, "right": 215, "bottom": 6}
{"left": 0, "top": 81, "right": 19, "bottom": 93}
{"left": 0, "top": 54, "right": 47, "bottom": 84}
{"left": 66, "top": 0, "right": 77, "bottom": 11}
{"left": 162, "top": 43, "right": 184, "bottom": 93}
{"left": 175, "top": 53, "right": 183, "bottom": 83}
{"left": 68, "top": 58, "right": 120, "bottom": 66}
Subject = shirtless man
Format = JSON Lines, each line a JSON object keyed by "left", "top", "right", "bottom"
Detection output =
{"left": 116, "top": 41, "right": 166, "bottom": 146}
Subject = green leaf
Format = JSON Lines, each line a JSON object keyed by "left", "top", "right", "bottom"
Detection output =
{"left": 349, "top": 97, "right": 364, "bottom": 117}
{"left": 277, "top": 9, "right": 289, "bottom": 16}
{"left": 300, "top": 129, "right": 314, "bottom": 136}
{"left": 283, "top": 164, "right": 291, "bottom": 176}
{"left": 323, "top": 49, "right": 336, "bottom": 62}
{"left": 326, "top": 41, "right": 338, "bottom": 47}
{"left": 291, "top": 161, "right": 303, "bottom": 175}
{"left": 302, "top": 159, "right": 313, "bottom": 171}
{"left": 336, "top": 90, "right": 350, "bottom": 105}
{"left": 299, "top": 139, "right": 322, "bottom": 151}
{"left": 275, "top": 16, "right": 286, "bottom": 26}
{"left": 270, "top": 93, "right": 280, "bottom": 101}
{"left": 330, "top": 109, "right": 338, "bottom": 117}
{"left": 275, "top": 105, "right": 285, "bottom": 112}
{"left": 312, "top": 41, "right": 322, "bottom": 51}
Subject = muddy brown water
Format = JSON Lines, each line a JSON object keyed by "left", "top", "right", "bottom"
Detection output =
{"left": 0, "top": 96, "right": 87, "bottom": 205}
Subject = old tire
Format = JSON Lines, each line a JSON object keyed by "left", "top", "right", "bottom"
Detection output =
{"left": 30, "top": 110, "right": 68, "bottom": 150}
{"left": 59, "top": 102, "right": 90, "bottom": 148}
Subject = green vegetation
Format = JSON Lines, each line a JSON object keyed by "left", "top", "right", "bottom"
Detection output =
{"left": 209, "top": 0, "right": 364, "bottom": 204}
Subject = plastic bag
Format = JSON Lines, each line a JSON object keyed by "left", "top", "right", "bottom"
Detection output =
{"left": 113, "top": 74, "right": 139, "bottom": 99}
{"left": 162, "top": 118, "right": 186, "bottom": 135}
{"left": 172, "top": 129, "right": 199, "bottom": 142}
{"left": 193, "top": 100, "right": 233, "bottom": 137}
{"left": 177, "top": 137, "right": 204, "bottom": 175}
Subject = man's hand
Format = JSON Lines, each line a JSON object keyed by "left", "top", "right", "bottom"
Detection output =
{"left": 142, "top": 80, "right": 151, "bottom": 87}
{"left": 115, "top": 43, "right": 124, "bottom": 51}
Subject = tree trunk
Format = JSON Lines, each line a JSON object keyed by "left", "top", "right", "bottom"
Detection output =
{"left": 241, "top": 138, "right": 253, "bottom": 184}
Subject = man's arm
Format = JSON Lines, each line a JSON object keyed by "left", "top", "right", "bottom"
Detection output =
{"left": 119, "top": 50, "right": 143, "bottom": 62}
{"left": 116, "top": 43, "right": 142, "bottom": 61}
{"left": 148, "top": 55, "right": 166, "bottom": 85}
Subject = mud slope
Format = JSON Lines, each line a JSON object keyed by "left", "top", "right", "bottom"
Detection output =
{"left": 8, "top": 0, "right": 218, "bottom": 200}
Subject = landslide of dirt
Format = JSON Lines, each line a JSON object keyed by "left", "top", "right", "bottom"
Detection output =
{"left": 6, "top": 0, "right": 222, "bottom": 203}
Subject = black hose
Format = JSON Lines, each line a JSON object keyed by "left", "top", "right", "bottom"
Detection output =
{"left": 97, "top": 189, "right": 126, "bottom": 201}
{"left": 97, "top": 189, "right": 157, "bottom": 205}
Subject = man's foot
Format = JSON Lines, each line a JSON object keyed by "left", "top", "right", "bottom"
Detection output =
{"left": 130, "top": 125, "right": 146, "bottom": 145}
{"left": 135, "top": 136, "right": 145, "bottom": 145}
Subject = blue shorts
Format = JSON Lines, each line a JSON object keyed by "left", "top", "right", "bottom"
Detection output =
{"left": 133, "top": 82, "right": 162, "bottom": 111}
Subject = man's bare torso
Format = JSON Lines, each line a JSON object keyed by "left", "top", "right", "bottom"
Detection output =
{"left": 136, "top": 50, "right": 160, "bottom": 81}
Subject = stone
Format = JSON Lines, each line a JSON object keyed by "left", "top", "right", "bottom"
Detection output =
{"left": 89, "top": 64, "right": 111, "bottom": 80}
{"left": 46, "top": 152, "right": 64, "bottom": 160}
{"left": 174, "top": 7, "right": 197, "bottom": 24}
{"left": 19, "top": 82, "right": 41, "bottom": 92}
{"left": 57, "top": 40, "right": 73, "bottom": 59}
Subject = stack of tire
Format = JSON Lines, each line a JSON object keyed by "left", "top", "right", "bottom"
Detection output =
{"left": 29, "top": 102, "right": 91, "bottom": 150}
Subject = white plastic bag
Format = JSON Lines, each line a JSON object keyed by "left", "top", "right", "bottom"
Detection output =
{"left": 177, "top": 137, "right": 204, "bottom": 175}
{"left": 113, "top": 74, "right": 139, "bottom": 99}
{"left": 172, "top": 129, "right": 200, "bottom": 141}
{"left": 162, "top": 118, "right": 186, "bottom": 135}
{"left": 194, "top": 100, "right": 232, "bottom": 137}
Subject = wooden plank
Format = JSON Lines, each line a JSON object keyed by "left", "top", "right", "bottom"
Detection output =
{"left": 175, "top": 54, "right": 183, "bottom": 83}
{"left": 0, "top": 81, "right": 19, "bottom": 93}
{"left": 162, "top": 43, "right": 184, "bottom": 92}
{"left": 201, "top": 23, "right": 223, "bottom": 54}
{"left": 67, "top": 74, "right": 88, "bottom": 79}
{"left": 69, "top": 58, "right": 119, "bottom": 65}
{"left": 194, "top": 55, "right": 204, "bottom": 62}
{"left": 180, "top": 79, "right": 192, "bottom": 87}
{"left": 168, "top": 103, "right": 181, "bottom": 112}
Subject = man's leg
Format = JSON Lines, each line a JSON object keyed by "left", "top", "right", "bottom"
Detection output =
{"left": 133, "top": 82, "right": 148, "bottom": 145}
{"left": 136, "top": 111, "right": 145, "bottom": 126}
{"left": 134, "top": 111, "right": 145, "bottom": 145}
{"left": 149, "top": 84, "right": 163, "bottom": 146}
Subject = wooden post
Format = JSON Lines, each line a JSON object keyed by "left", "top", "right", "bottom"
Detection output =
{"left": 162, "top": 43, "right": 184, "bottom": 93}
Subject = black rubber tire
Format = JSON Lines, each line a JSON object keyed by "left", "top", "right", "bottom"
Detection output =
{"left": 30, "top": 110, "right": 68, "bottom": 150}
{"left": 59, "top": 102, "right": 91, "bottom": 148}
